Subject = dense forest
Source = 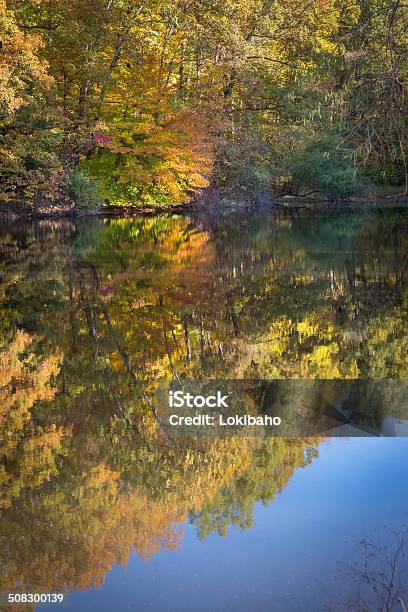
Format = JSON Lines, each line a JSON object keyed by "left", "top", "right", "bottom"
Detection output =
{"left": 1, "top": 0, "right": 407, "bottom": 211}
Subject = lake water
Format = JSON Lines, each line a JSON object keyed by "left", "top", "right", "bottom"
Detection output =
{"left": 1, "top": 207, "right": 408, "bottom": 611}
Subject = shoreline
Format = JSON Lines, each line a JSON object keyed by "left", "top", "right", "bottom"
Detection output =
{"left": 1, "top": 191, "right": 407, "bottom": 223}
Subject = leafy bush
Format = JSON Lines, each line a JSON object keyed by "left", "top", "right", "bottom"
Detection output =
{"left": 289, "top": 139, "right": 369, "bottom": 198}
{"left": 83, "top": 110, "right": 213, "bottom": 207}
{"left": 68, "top": 170, "right": 101, "bottom": 210}
{"left": 214, "top": 127, "right": 275, "bottom": 194}
{"left": 0, "top": 111, "right": 64, "bottom": 203}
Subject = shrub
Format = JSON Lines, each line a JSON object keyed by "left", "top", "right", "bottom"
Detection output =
{"left": 289, "top": 138, "right": 369, "bottom": 198}
{"left": 68, "top": 170, "right": 101, "bottom": 210}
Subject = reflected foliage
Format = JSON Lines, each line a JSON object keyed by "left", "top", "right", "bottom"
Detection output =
{"left": 1, "top": 208, "right": 408, "bottom": 602}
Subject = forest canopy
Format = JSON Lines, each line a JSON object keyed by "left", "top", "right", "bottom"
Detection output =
{"left": 0, "top": 0, "right": 407, "bottom": 208}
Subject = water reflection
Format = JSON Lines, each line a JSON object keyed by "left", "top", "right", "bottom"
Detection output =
{"left": 335, "top": 524, "right": 408, "bottom": 611}
{"left": 1, "top": 209, "right": 408, "bottom": 607}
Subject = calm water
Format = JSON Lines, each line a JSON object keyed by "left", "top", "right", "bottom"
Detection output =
{"left": 1, "top": 208, "right": 408, "bottom": 611}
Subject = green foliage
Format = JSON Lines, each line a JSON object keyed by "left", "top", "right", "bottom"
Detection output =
{"left": 68, "top": 170, "right": 101, "bottom": 210}
{"left": 83, "top": 150, "right": 174, "bottom": 207}
{"left": 288, "top": 139, "right": 369, "bottom": 198}
{"left": 214, "top": 127, "right": 275, "bottom": 194}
